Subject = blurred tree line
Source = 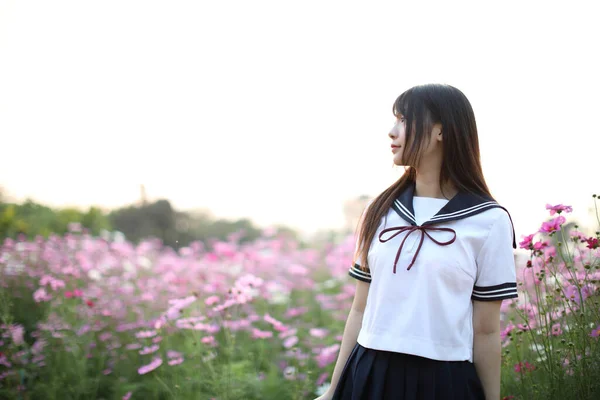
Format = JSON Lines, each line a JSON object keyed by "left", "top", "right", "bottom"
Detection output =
{"left": 0, "top": 188, "right": 299, "bottom": 249}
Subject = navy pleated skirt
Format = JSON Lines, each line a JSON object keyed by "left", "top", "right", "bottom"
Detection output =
{"left": 331, "top": 343, "right": 485, "bottom": 400}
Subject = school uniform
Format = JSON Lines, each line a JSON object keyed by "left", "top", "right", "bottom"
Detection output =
{"left": 332, "top": 182, "right": 518, "bottom": 400}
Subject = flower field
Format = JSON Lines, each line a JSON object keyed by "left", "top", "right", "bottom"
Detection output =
{"left": 0, "top": 198, "right": 599, "bottom": 400}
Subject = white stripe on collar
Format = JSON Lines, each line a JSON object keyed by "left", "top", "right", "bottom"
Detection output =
{"left": 429, "top": 201, "right": 499, "bottom": 221}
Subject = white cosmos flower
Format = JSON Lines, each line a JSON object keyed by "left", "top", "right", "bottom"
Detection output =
{"left": 88, "top": 269, "right": 101, "bottom": 281}
{"left": 315, "top": 383, "right": 331, "bottom": 396}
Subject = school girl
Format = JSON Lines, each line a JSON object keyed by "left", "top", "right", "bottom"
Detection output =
{"left": 315, "top": 84, "right": 518, "bottom": 400}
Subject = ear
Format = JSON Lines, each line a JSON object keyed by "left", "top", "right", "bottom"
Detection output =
{"left": 434, "top": 124, "right": 443, "bottom": 142}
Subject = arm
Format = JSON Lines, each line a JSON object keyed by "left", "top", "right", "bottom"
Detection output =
{"left": 472, "top": 299, "right": 502, "bottom": 400}
{"left": 321, "top": 279, "right": 369, "bottom": 398}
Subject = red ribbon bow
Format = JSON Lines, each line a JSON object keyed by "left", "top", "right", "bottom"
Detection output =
{"left": 378, "top": 225, "right": 457, "bottom": 273}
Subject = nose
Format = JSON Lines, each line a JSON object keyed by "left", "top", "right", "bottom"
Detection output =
{"left": 388, "top": 129, "right": 397, "bottom": 139}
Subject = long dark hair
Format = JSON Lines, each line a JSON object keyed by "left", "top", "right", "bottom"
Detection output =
{"left": 356, "top": 83, "right": 494, "bottom": 270}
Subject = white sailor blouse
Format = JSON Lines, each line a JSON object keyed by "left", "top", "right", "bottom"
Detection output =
{"left": 348, "top": 182, "right": 518, "bottom": 362}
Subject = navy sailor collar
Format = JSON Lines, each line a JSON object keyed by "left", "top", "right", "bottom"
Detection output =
{"left": 390, "top": 182, "right": 517, "bottom": 249}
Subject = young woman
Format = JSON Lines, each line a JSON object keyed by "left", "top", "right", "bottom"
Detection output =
{"left": 315, "top": 84, "right": 518, "bottom": 400}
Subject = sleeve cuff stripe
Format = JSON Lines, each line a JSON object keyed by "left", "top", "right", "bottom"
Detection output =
{"left": 472, "top": 288, "right": 517, "bottom": 295}
{"left": 350, "top": 264, "right": 371, "bottom": 275}
{"left": 472, "top": 290, "right": 518, "bottom": 299}
{"left": 348, "top": 270, "right": 371, "bottom": 283}
{"left": 348, "top": 268, "right": 371, "bottom": 279}
{"left": 472, "top": 293, "right": 518, "bottom": 301}
{"left": 349, "top": 265, "right": 371, "bottom": 277}
{"left": 473, "top": 282, "right": 516, "bottom": 291}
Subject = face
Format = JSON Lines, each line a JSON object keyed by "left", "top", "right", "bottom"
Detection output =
{"left": 388, "top": 114, "right": 443, "bottom": 167}
{"left": 389, "top": 114, "right": 407, "bottom": 166}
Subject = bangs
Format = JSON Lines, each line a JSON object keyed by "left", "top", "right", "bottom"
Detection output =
{"left": 392, "top": 90, "right": 412, "bottom": 118}
{"left": 393, "top": 87, "right": 436, "bottom": 128}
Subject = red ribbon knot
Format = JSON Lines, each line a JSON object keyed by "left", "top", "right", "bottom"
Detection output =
{"left": 378, "top": 225, "right": 457, "bottom": 273}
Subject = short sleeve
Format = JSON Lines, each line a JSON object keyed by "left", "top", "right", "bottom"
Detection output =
{"left": 348, "top": 199, "right": 373, "bottom": 283}
{"left": 472, "top": 211, "right": 518, "bottom": 302}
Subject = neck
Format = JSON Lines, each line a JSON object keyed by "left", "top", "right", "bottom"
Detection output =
{"left": 413, "top": 165, "right": 457, "bottom": 199}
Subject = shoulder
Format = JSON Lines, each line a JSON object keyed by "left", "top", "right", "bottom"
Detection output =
{"left": 455, "top": 201, "right": 515, "bottom": 248}
{"left": 472, "top": 205, "right": 516, "bottom": 252}
{"left": 478, "top": 206, "right": 512, "bottom": 229}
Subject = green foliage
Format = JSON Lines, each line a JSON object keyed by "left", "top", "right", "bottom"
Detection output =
{"left": 107, "top": 200, "right": 299, "bottom": 250}
{"left": 0, "top": 196, "right": 300, "bottom": 250}
{"left": 0, "top": 199, "right": 110, "bottom": 239}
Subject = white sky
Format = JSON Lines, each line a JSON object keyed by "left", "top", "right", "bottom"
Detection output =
{"left": 1, "top": 0, "right": 599, "bottom": 238}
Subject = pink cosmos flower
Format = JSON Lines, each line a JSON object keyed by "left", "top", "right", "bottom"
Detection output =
{"left": 31, "top": 339, "right": 46, "bottom": 355}
{"left": 288, "top": 264, "right": 308, "bottom": 276}
{"left": 586, "top": 237, "right": 599, "bottom": 250}
{"left": 309, "top": 328, "right": 329, "bottom": 339}
{"left": 264, "top": 313, "right": 286, "bottom": 331}
{"left": 206, "top": 324, "right": 220, "bottom": 334}
{"left": 564, "top": 284, "right": 595, "bottom": 304}
{"left": 539, "top": 216, "right": 566, "bottom": 234}
{"left": 543, "top": 245, "right": 556, "bottom": 260}
{"left": 252, "top": 328, "right": 273, "bottom": 339}
{"left": 205, "top": 253, "right": 219, "bottom": 262}
{"left": 99, "top": 332, "right": 112, "bottom": 342}
{"left": 514, "top": 361, "right": 535, "bottom": 373}
{"left": 153, "top": 318, "right": 166, "bottom": 330}
{"left": 551, "top": 323, "right": 563, "bottom": 336}
{"left": 139, "top": 344, "right": 159, "bottom": 355}
{"left": 167, "top": 350, "right": 182, "bottom": 359}
{"left": 316, "top": 372, "right": 329, "bottom": 386}
{"left": 122, "top": 392, "right": 132, "bottom": 400}
{"left": 545, "top": 204, "right": 573, "bottom": 215}
{"left": 40, "top": 275, "right": 65, "bottom": 291}
{"left": 0, "top": 353, "right": 11, "bottom": 368}
{"left": 31, "top": 354, "right": 45, "bottom": 364}
{"left": 533, "top": 240, "right": 550, "bottom": 251}
{"left": 138, "top": 357, "right": 163, "bottom": 375}
{"left": 284, "top": 307, "right": 308, "bottom": 318}
{"left": 33, "top": 288, "right": 52, "bottom": 302}
{"left": 519, "top": 234, "right": 535, "bottom": 250}
{"left": 590, "top": 325, "right": 600, "bottom": 338}
{"left": 500, "top": 323, "right": 515, "bottom": 342}
{"left": 9, "top": 324, "right": 24, "bottom": 346}
{"left": 205, "top": 295, "right": 220, "bottom": 306}
{"left": 283, "top": 336, "right": 299, "bottom": 349}
{"left": 168, "top": 357, "right": 184, "bottom": 366}
{"left": 316, "top": 344, "right": 340, "bottom": 368}
{"left": 201, "top": 336, "right": 216, "bottom": 346}
{"left": 135, "top": 330, "right": 158, "bottom": 339}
